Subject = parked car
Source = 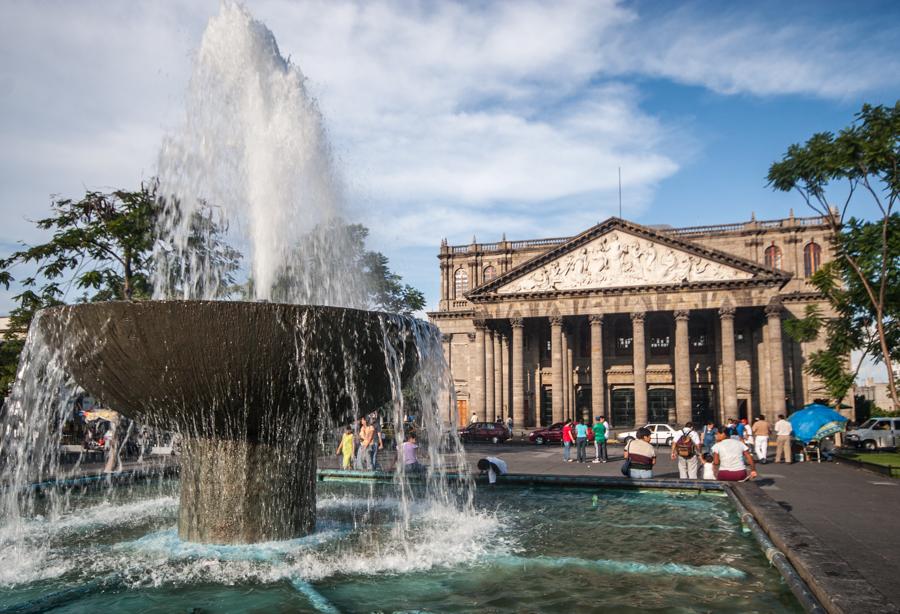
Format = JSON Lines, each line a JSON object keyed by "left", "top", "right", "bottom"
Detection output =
{"left": 458, "top": 422, "right": 511, "bottom": 444}
{"left": 528, "top": 422, "right": 596, "bottom": 445}
{"left": 617, "top": 423, "right": 680, "bottom": 446}
{"left": 845, "top": 417, "right": 900, "bottom": 450}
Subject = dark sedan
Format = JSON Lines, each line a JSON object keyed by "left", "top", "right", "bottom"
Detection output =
{"left": 528, "top": 422, "right": 596, "bottom": 445}
{"left": 458, "top": 422, "right": 511, "bottom": 444}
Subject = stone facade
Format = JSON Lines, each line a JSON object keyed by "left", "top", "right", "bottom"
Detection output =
{"left": 429, "top": 214, "right": 843, "bottom": 431}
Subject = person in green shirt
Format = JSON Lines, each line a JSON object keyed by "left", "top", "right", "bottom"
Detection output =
{"left": 592, "top": 416, "right": 609, "bottom": 463}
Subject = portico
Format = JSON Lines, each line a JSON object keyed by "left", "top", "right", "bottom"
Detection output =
{"left": 431, "top": 216, "right": 839, "bottom": 431}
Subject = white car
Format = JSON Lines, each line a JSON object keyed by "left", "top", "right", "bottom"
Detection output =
{"left": 617, "top": 424, "right": 681, "bottom": 446}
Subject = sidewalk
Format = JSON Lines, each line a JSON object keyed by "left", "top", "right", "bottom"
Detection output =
{"left": 462, "top": 441, "right": 900, "bottom": 609}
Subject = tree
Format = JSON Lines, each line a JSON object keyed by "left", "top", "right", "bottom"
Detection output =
{"left": 0, "top": 183, "right": 159, "bottom": 339}
{"left": 270, "top": 223, "right": 425, "bottom": 315}
{"left": 768, "top": 102, "right": 900, "bottom": 409}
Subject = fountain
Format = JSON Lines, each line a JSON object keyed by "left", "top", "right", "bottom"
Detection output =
{"left": 36, "top": 301, "right": 424, "bottom": 543}
{"left": 0, "top": 4, "right": 807, "bottom": 611}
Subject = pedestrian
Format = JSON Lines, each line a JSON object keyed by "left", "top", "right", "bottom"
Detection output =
{"left": 711, "top": 431, "right": 758, "bottom": 481}
{"left": 773, "top": 414, "right": 793, "bottom": 464}
{"left": 575, "top": 418, "right": 589, "bottom": 463}
{"left": 700, "top": 453, "right": 716, "bottom": 480}
{"left": 701, "top": 420, "right": 718, "bottom": 455}
{"left": 724, "top": 418, "right": 739, "bottom": 438}
{"left": 470, "top": 411, "right": 477, "bottom": 425}
{"left": 592, "top": 415, "right": 609, "bottom": 463}
{"left": 751, "top": 415, "right": 771, "bottom": 463}
{"left": 670, "top": 422, "right": 701, "bottom": 479}
{"left": 736, "top": 418, "right": 747, "bottom": 440}
{"left": 357, "top": 417, "right": 374, "bottom": 470}
{"left": 401, "top": 432, "right": 425, "bottom": 473}
{"left": 477, "top": 456, "right": 508, "bottom": 485}
{"left": 370, "top": 417, "right": 384, "bottom": 471}
{"left": 336, "top": 426, "right": 355, "bottom": 469}
{"left": 623, "top": 427, "right": 656, "bottom": 478}
{"left": 506, "top": 415, "right": 513, "bottom": 436}
{"left": 562, "top": 420, "right": 575, "bottom": 462}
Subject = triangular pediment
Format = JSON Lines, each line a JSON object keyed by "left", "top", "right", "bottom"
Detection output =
{"left": 469, "top": 218, "right": 789, "bottom": 299}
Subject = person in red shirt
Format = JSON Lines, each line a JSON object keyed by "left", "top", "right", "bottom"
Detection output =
{"left": 562, "top": 420, "right": 575, "bottom": 463}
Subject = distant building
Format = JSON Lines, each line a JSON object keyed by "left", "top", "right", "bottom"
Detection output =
{"left": 855, "top": 378, "right": 897, "bottom": 412}
{"left": 429, "top": 213, "right": 844, "bottom": 429}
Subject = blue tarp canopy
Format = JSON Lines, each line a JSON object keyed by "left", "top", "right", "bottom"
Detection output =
{"left": 787, "top": 404, "right": 848, "bottom": 444}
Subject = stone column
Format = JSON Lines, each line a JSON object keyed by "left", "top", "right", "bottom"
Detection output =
{"left": 493, "top": 331, "right": 503, "bottom": 421}
{"left": 441, "top": 333, "right": 453, "bottom": 424}
{"left": 632, "top": 312, "right": 648, "bottom": 426}
{"left": 500, "top": 332, "right": 510, "bottom": 422}
{"left": 766, "top": 301, "right": 787, "bottom": 421}
{"left": 535, "top": 367, "right": 543, "bottom": 426}
{"left": 511, "top": 319, "right": 525, "bottom": 431}
{"left": 550, "top": 316, "right": 564, "bottom": 424}
{"left": 674, "top": 310, "right": 691, "bottom": 425}
{"left": 561, "top": 327, "right": 569, "bottom": 419}
{"left": 472, "top": 322, "right": 486, "bottom": 421}
{"left": 719, "top": 305, "right": 738, "bottom": 421}
{"left": 485, "top": 329, "right": 496, "bottom": 422}
{"left": 589, "top": 315, "right": 605, "bottom": 419}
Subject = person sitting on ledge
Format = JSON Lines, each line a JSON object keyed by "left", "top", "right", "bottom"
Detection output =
{"left": 477, "top": 456, "right": 508, "bottom": 485}
{"left": 401, "top": 432, "right": 425, "bottom": 473}
{"left": 711, "top": 430, "right": 757, "bottom": 481}
{"left": 623, "top": 427, "right": 656, "bottom": 479}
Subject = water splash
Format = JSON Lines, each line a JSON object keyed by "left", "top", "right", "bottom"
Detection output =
{"left": 154, "top": 1, "right": 365, "bottom": 306}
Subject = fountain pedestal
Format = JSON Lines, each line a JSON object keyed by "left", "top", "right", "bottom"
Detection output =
{"left": 40, "top": 301, "right": 422, "bottom": 543}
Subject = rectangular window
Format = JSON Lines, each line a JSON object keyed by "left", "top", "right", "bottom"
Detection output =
{"left": 616, "top": 336, "right": 632, "bottom": 352}
{"left": 690, "top": 334, "right": 708, "bottom": 353}
{"left": 650, "top": 335, "right": 671, "bottom": 355}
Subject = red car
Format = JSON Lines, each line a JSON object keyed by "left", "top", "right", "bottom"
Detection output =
{"left": 457, "top": 422, "right": 511, "bottom": 444}
{"left": 528, "top": 422, "right": 596, "bottom": 445}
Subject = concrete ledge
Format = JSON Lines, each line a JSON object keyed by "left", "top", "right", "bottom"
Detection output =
{"left": 730, "top": 482, "right": 899, "bottom": 614}
{"left": 834, "top": 454, "right": 900, "bottom": 478}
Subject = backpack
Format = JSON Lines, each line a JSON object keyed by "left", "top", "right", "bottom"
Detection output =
{"left": 675, "top": 431, "right": 695, "bottom": 458}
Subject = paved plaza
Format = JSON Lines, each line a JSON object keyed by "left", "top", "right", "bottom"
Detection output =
{"left": 459, "top": 441, "right": 900, "bottom": 610}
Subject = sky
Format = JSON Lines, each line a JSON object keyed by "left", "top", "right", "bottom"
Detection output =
{"left": 0, "top": 0, "right": 898, "bottom": 376}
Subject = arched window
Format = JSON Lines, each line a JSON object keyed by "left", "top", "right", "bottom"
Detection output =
{"left": 764, "top": 245, "right": 782, "bottom": 270}
{"left": 483, "top": 265, "right": 496, "bottom": 283}
{"left": 454, "top": 268, "right": 468, "bottom": 297}
{"left": 804, "top": 242, "right": 822, "bottom": 277}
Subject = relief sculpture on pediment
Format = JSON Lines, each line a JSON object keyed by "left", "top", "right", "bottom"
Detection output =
{"left": 498, "top": 230, "right": 751, "bottom": 294}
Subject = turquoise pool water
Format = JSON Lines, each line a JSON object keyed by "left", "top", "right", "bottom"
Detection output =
{"left": 0, "top": 481, "right": 801, "bottom": 613}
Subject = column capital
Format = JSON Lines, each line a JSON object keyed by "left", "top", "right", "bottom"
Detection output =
{"left": 630, "top": 311, "right": 646, "bottom": 324}
{"left": 764, "top": 299, "right": 783, "bottom": 318}
{"left": 674, "top": 309, "right": 690, "bottom": 322}
{"left": 718, "top": 304, "right": 736, "bottom": 319}
{"left": 588, "top": 314, "right": 604, "bottom": 325}
{"left": 510, "top": 317, "right": 525, "bottom": 328}
{"left": 549, "top": 315, "right": 563, "bottom": 326}
{"left": 473, "top": 319, "right": 487, "bottom": 330}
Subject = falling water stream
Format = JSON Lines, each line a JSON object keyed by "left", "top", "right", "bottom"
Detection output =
{"left": 0, "top": 3, "right": 802, "bottom": 612}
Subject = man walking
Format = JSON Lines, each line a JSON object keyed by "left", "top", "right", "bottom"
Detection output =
{"left": 592, "top": 416, "right": 609, "bottom": 463}
{"left": 575, "top": 418, "right": 589, "bottom": 463}
{"left": 774, "top": 414, "right": 793, "bottom": 464}
{"left": 357, "top": 417, "right": 375, "bottom": 470}
{"left": 670, "top": 422, "right": 701, "bottom": 479}
{"left": 562, "top": 420, "right": 575, "bottom": 462}
{"left": 751, "top": 415, "right": 770, "bottom": 463}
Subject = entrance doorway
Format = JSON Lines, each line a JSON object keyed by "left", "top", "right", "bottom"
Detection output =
{"left": 611, "top": 388, "right": 635, "bottom": 427}
{"left": 456, "top": 399, "right": 468, "bottom": 427}
{"left": 541, "top": 385, "right": 553, "bottom": 426}
{"left": 648, "top": 388, "right": 674, "bottom": 424}
{"left": 691, "top": 386, "right": 714, "bottom": 425}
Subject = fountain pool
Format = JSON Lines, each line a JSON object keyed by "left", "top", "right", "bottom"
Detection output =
{"left": 0, "top": 480, "right": 802, "bottom": 613}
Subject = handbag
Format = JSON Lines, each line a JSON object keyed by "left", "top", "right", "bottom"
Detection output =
{"left": 620, "top": 458, "right": 631, "bottom": 476}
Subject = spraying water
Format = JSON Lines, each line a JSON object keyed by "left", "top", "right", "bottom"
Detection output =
{"left": 154, "top": 2, "right": 366, "bottom": 306}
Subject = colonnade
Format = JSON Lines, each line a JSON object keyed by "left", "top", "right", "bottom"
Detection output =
{"left": 450, "top": 303, "right": 787, "bottom": 430}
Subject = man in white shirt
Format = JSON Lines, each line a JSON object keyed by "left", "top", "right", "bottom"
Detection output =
{"left": 773, "top": 414, "right": 793, "bottom": 464}
{"left": 670, "top": 422, "right": 702, "bottom": 479}
{"left": 470, "top": 412, "right": 478, "bottom": 425}
{"left": 477, "top": 456, "right": 508, "bottom": 485}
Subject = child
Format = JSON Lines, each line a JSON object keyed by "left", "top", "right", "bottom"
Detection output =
{"left": 336, "top": 426, "right": 355, "bottom": 469}
{"left": 700, "top": 453, "right": 716, "bottom": 480}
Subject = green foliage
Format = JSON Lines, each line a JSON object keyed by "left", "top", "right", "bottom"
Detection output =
{"left": 784, "top": 304, "right": 822, "bottom": 343}
{"left": 0, "top": 183, "right": 160, "bottom": 339}
{"left": 768, "top": 102, "right": 900, "bottom": 408}
{"left": 0, "top": 337, "right": 24, "bottom": 395}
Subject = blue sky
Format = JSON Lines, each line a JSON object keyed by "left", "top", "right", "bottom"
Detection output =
{"left": 0, "top": 0, "right": 898, "bottom": 320}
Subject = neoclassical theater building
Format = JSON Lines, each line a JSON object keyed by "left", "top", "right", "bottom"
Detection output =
{"left": 429, "top": 213, "right": 841, "bottom": 431}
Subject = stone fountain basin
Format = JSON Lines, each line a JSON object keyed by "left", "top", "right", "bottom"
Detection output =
{"left": 38, "top": 300, "right": 427, "bottom": 543}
